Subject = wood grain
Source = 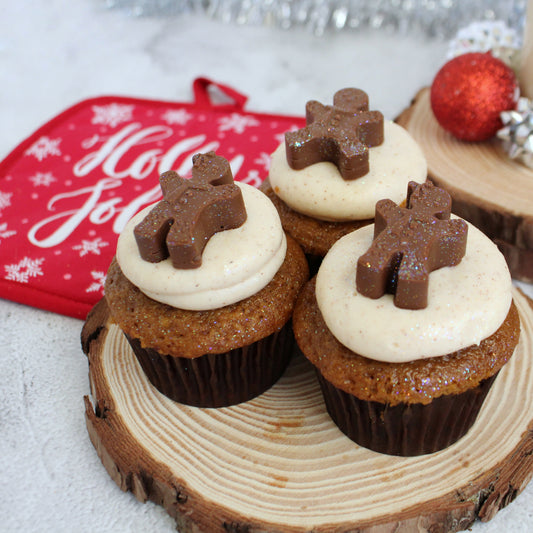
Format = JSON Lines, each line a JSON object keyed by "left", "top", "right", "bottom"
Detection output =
{"left": 83, "top": 289, "right": 533, "bottom": 533}
{"left": 396, "top": 88, "right": 533, "bottom": 282}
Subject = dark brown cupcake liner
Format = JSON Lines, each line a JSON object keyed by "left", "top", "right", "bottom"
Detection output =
{"left": 316, "top": 371, "right": 499, "bottom": 456}
{"left": 305, "top": 253, "right": 323, "bottom": 277}
{"left": 125, "top": 321, "right": 295, "bottom": 408}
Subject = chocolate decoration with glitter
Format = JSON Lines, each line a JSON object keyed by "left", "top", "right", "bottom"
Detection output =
{"left": 134, "top": 152, "right": 246, "bottom": 269}
{"left": 356, "top": 181, "right": 468, "bottom": 309}
{"left": 285, "top": 88, "right": 384, "bottom": 180}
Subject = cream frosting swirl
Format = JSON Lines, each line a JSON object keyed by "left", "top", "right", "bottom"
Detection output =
{"left": 116, "top": 183, "right": 287, "bottom": 311}
{"left": 269, "top": 121, "right": 427, "bottom": 221}
{"left": 315, "top": 220, "right": 512, "bottom": 362}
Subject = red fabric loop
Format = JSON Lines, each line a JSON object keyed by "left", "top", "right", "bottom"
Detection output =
{"left": 192, "top": 77, "right": 248, "bottom": 110}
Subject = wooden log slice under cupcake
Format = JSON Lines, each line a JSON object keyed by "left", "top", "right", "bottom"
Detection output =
{"left": 82, "top": 288, "right": 533, "bottom": 533}
{"left": 396, "top": 87, "right": 533, "bottom": 283}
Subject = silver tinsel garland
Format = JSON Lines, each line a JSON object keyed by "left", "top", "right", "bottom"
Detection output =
{"left": 103, "top": 0, "right": 528, "bottom": 38}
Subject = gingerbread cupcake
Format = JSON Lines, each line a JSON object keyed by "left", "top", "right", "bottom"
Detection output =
{"left": 105, "top": 152, "right": 308, "bottom": 408}
{"left": 261, "top": 87, "right": 427, "bottom": 271}
{"left": 293, "top": 180, "right": 520, "bottom": 456}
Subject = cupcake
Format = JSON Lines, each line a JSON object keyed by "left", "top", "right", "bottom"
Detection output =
{"left": 104, "top": 151, "right": 309, "bottom": 408}
{"left": 261, "top": 87, "right": 427, "bottom": 272}
{"left": 293, "top": 180, "right": 520, "bottom": 456}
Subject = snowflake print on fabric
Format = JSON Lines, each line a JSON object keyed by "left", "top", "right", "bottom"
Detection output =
{"left": 218, "top": 113, "right": 260, "bottom": 134}
{"left": 72, "top": 237, "right": 109, "bottom": 257}
{"left": 0, "top": 222, "right": 16, "bottom": 242}
{"left": 0, "top": 190, "right": 12, "bottom": 213}
{"left": 91, "top": 103, "right": 134, "bottom": 128}
{"left": 254, "top": 152, "right": 271, "bottom": 171}
{"left": 274, "top": 132, "right": 285, "bottom": 144}
{"left": 86, "top": 271, "right": 106, "bottom": 294}
{"left": 161, "top": 108, "right": 193, "bottom": 125}
{"left": 29, "top": 171, "right": 57, "bottom": 187}
{"left": 25, "top": 136, "right": 62, "bottom": 161}
{"left": 5, "top": 257, "right": 44, "bottom": 283}
{"left": 274, "top": 124, "right": 300, "bottom": 144}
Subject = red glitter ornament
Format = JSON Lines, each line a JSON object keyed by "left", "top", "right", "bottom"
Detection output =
{"left": 430, "top": 52, "right": 519, "bottom": 142}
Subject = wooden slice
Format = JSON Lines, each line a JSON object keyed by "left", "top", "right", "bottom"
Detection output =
{"left": 82, "top": 288, "right": 533, "bottom": 533}
{"left": 396, "top": 88, "right": 533, "bottom": 282}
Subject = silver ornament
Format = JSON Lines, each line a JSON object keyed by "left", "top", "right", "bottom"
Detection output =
{"left": 447, "top": 20, "right": 522, "bottom": 70}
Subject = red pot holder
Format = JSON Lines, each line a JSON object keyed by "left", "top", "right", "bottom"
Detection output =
{"left": 0, "top": 78, "right": 305, "bottom": 319}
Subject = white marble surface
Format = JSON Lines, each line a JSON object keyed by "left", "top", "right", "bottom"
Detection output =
{"left": 0, "top": 1, "right": 532, "bottom": 532}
